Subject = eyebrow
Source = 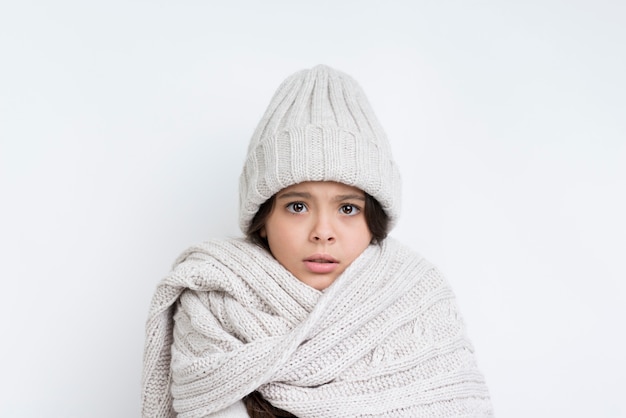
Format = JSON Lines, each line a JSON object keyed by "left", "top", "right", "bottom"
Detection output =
{"left": 333, "top": 194, "right": 366, "bottom": 202}
{"left": 276, "top": 191, "right": 365, "bottom": 202}
{"left": 277, "top": 191, "right": 312, "bottom": 200}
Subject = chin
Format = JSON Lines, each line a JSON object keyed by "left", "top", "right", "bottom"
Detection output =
{"left": 300, "top": 275, "right": 336, "bottom": 291}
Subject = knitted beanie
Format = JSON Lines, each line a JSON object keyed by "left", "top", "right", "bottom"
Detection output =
{"left": 239, "top": 64, "right": 401, "bottom": 232}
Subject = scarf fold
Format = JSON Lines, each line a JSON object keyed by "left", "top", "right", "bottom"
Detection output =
{"left": 142, "top": 238, "right": 492, "bottom": 417}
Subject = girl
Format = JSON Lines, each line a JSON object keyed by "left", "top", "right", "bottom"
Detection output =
{"left": 142, "top": 65, "right": 493, "bottom": 417}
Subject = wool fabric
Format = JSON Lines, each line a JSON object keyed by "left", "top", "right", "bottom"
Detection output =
{"left": 141, "top": 238, "right": 493, "bottom": 417}
{"left": 238, "top": 65, "right": 402, "bottom": 233}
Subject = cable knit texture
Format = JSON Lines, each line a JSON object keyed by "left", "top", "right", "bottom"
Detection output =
{"left": 142, "top": 238, "right": 493, "bottom": 417}
{"left": 238, "top": 65, "right": 402, "bottom": 232}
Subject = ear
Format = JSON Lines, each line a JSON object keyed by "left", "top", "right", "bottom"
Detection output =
{"left": 260, "top": 227, "right": 267, "bottom": 238}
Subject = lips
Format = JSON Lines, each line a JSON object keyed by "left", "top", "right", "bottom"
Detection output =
{"left": 303, "top": 254, "right": 339, "bottom": 274}
{"left": 304, "top": 254, "right": 338, "bottom": 263}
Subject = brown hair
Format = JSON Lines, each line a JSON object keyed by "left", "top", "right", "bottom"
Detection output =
{"left": 243, "top": 391, "right": 297, "bottom": 418}
{"left": 247, "top": 193, "right": 389, "bottom": 252}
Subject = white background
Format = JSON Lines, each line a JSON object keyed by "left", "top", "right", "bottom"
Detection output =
{"left": 1, "top": 1, "right": 625, "bottom": 417}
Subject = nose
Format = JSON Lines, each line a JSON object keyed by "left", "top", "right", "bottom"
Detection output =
{"left": 310, "top": 213, "right": 336, "bottom": 243}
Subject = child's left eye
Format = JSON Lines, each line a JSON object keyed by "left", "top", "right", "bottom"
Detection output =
{"left": 340, "top": 204, "right": 360, "bottom": 215}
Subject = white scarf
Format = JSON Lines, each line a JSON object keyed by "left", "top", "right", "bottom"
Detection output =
{"left": 142, "top": 238, "right": 492, "bottom": 417}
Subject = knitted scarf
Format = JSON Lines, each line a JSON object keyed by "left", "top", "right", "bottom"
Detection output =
{"left": 142, "top": 238, "right": 492, "bottom": 417}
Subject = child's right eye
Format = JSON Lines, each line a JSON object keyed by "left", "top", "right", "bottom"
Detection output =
{"left": 286, "top": 202, "right": 307, "bottom": 213}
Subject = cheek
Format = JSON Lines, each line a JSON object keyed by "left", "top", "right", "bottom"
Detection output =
{"left": 265, "top": 220, "right": 302, "bottom": 255}
{"left": 346, "top": 220, "right": 373, "bottom": 251}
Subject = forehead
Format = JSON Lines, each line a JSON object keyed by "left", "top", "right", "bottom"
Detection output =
{"left": 277, "top": 181, "right": 365, "bottom": 197}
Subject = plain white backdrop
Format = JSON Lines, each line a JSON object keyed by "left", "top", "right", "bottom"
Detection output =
{"left": 1, "top": 1, "right": 625, "bottom": 417}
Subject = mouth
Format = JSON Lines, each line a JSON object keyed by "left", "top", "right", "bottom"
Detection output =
{"left": 304, "top": 254, "right": 338, "bottom": 263}
{"left": 303, "top": 254, "right": 339, "bottom": 274}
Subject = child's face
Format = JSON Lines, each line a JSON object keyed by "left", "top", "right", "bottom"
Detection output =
{"left": 261, "top": 181, "right": 372, "bottom": 290}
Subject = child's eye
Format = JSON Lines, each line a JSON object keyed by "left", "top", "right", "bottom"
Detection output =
{"left": 340, "top": 204, "right": 360, "bottom": 216}
{"left": 286, "top": 202, "right": 307, "bottom": 213}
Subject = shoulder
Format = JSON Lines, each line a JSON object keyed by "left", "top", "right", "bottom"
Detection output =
{"left": 381, "top": 237, "right": 431, "bottom": 264}
{"left": 379, "top": 237, "right": 449, "bottom": 284}
{"left": 172, "top": 237, "right": 267, "bottom": 268}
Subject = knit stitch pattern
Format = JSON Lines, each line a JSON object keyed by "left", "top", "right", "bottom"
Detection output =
{"left": 239, "top": 65, "right": 402, "bottom": 232}
{"left": 142, "top": 238, "right": 493, "bottom": 417}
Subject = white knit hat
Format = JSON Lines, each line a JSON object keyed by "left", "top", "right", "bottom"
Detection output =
{"left": 239, "top": 64, "right": 401, "bottom": 232}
